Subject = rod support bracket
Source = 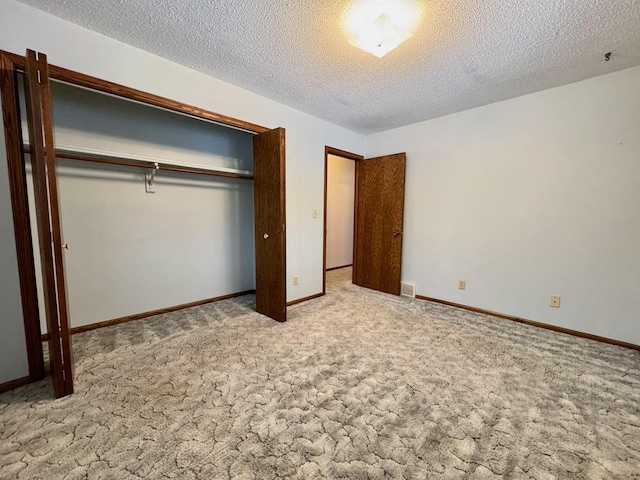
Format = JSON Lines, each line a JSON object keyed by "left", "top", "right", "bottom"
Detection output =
{"left": 145, "top": 162, "right": 159, "bottom": 193}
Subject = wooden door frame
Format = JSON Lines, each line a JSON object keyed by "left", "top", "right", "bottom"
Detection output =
{"left": 0, "top": 49, "right": 277, "bottom": 391}
{"left": 0, "top": 52, "right": 44, "bottom": 386}
{"left": 322, "top": 146, "right": 364, "bottom": 294}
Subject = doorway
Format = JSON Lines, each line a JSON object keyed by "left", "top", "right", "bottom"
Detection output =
{"left": 326, "top": 152, "right": 357, "bottom": 265}
{"left": 323, "top": 146, "right": 407, "bottom": 296}
{"left": 323, "top": 147, "right": 361, "bottom": 293}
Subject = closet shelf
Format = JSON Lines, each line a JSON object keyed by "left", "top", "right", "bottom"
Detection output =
{"left": 23, "top": 144, "right": 254, "bottom": 180}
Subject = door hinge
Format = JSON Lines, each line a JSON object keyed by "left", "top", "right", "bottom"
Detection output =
{"left": 37, "top": 68, "right": 42, "bottom": 84}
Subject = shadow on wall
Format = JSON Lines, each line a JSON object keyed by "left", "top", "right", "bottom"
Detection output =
{"left": 17, "top": 75, "right": 254, "bottom": 171}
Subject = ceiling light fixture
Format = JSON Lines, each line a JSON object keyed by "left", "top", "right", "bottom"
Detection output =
{"left": 343, "top": 0, "right": 422, "bottom": 58}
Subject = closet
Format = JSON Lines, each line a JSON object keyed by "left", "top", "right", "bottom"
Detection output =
{"left": 1, "top": 50, "right": 287, "bottom": 398}
{"left": 21, "top": 76, "right": 258, "bottom": 334}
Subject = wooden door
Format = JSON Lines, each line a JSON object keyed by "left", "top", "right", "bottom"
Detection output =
{"left": 23, "top": 50, "right": 74, "bottom": 397}
{"left": 253, "top": 128, "right": 287, "bottom": 322}
{"left": 353, "top": 153, "right": 406, "bottom": 295}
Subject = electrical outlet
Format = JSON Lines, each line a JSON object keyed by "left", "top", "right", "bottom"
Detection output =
{"left": 458, "top": 280, "right": 466, "bottom": 290}
{"left": 550, "top": 296, "right": 561, "bottom": 308}
{"left": 293, "top": 275, "right": 299, "bottom": 286}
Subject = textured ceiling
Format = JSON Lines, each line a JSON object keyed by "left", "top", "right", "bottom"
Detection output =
{"left": 17, "top": 0, "right": 640, "bottom": 134}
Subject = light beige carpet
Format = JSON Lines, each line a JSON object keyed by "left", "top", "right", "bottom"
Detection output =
{"left": 1, "top": 267, "right": 639, "bottom": 479}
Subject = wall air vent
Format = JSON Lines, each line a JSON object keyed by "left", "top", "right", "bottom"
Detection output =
{"left": 400, "top": 282, "right": 416, "bottom": 298}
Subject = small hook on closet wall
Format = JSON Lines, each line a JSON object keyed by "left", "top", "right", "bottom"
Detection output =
{"left": 146, "top": 162, "right": 159, "bottom": 193}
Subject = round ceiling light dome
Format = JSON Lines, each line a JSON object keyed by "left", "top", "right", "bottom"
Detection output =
{"left": 343, "top": 0, "right": 423, "bottom": 57}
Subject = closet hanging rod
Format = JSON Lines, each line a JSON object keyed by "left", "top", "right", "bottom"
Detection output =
{"left": 22, "top": 144, "right": 254, "bottom": 180}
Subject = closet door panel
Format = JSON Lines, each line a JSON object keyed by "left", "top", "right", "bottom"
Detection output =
{"left": 253, "top": 128, "right": 286, "bottom": 322}
{"left": 24, "top": 49, "right": 73, "bottom": 397}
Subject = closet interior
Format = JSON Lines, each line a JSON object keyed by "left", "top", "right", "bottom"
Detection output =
{"left": 20, "top": 77, "right": 258, "bottom": 334}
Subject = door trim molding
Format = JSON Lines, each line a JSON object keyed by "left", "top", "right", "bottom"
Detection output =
{"left": 326, "top": 264, "right": 353, "bottom": 272}
{"left": 0, "top": 52, "right": 44, "bottom": 382}
{"left": 323, "top": 146, "right": 363, "bottom": 295}
{"left": 287, "top": 292, "right": 324, "bottom": 307}
{"left": 416, "top": 295, "right": 640, "bottom": 352}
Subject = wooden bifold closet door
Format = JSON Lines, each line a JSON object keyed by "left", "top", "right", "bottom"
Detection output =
{"left": 253, "top": 128, "right": 287, "bottom": 322}
{"left": 23, "top": 49, "right": 74, "bottom": 398}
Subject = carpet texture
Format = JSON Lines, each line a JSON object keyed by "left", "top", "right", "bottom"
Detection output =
{"left": 1, "top": 268, "right": 639, "bottom": 479}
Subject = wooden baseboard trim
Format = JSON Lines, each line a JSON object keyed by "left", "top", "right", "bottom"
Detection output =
{"left": 42, "top": 290, "right": 256, "bottom": 340}
{"left": 416, "top": 295, "right": 640, "bottom": 352}
{"left": 287, "top": 292, "right": 325, "bottom": 306}
{"left": 0, "top": 375, "right": 31, "bottom": 394}
{"left": 326, "top": 264, "right": 353, "bottom": 272}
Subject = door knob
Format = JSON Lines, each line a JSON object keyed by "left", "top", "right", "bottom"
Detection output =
{"left": 393, "top": 231, "right": 403, "bottom": 237}
{"left": 263, "top": 234, "right": 269, "bottom": 239}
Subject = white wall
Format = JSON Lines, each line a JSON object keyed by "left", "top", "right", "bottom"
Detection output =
{"left": 366, "top": 66, "right": 640, "bottom": 345}
{"left": 326, "top": 154, "right": 355, "bottom": 270}
{"left": 22, "top": 81, "right": 256, "bottom": 331}
{"left": 0, "top": 101, "right": 30, "bottom": 384}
